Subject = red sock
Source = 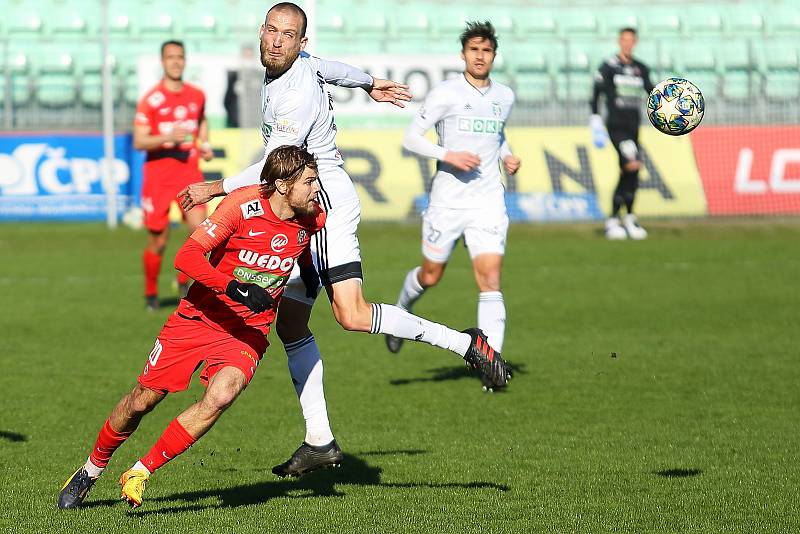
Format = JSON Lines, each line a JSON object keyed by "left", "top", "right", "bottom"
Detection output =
{"left": 140, "top": 418, "right": 197, "bottom": 473}
{"left": 89, "top": 419, "right": 132, "bottom": 468}
{"left": 143, "top": 249, "right": 162, "bottom": 297}
{"left": 176, "top": 271, "right": 190, "bottom": 286}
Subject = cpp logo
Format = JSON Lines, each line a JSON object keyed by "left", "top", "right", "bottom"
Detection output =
{"left": 271, "top": 233, "right": 288, "bottom": 252}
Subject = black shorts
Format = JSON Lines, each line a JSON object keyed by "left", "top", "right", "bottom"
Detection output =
{"left": 608, "top": 128, "right": 641, "bottom": 168}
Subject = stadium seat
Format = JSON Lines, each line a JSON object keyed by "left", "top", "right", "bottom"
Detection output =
{"left": 764, "top": 71, "right": 800, "bottom": 100}
{"left": 79, "top": 74, "right": 103, "bottom": 108}
{"left": 49, "top": 4, "right": 92, "bottom": 38}
{"left": 724, "top": 8, "right": 765, "bottom": 37}
{"left": 555, "top": 73, "right": 592, "bottom": 103}
{"left": 0, "top": 75, "right": 33, "bottom": 106}
{"left": 641, "top": 10, "right": 681, "bottom": 37}
{"left": 755, "top": 41, "right": 799, "bottom": 74}
{"left": 721, "top": 71, "right": 754, "bottom": 100}
{"left": 181, "top": 9, "right": 220, "bottom": 40}
{"left": 135, "top": 5, "right": 175, "bottom": 38}
{"left": 557, "top": 11, "right": 600, "bottom": 38}
{"left": 316, "top": 3, "right": 347, "bottom": 40}
{"left": 599, "top": 10, "right": 639, "bottom": 37}
{"left": 515, "top": 10, "right": 557, "bottom": 40}
{"left": 764, "top": 5, "right": 800, "bottom": 36}
{"left": 7, "top": 8, "right": 44, "bottom": 36}
{"left": 350, "top": 6, "right": 389, "bottom": 40}
{"left": 432, "top": 6, "right": 472, "bottom": 40}
{"left": 683, "top": 6, "right": 724, "bottom": 36}
{"left": 35, "top": 74, "right": 78, "bottom": 108}
{"left": 513, "top": 69, "right": 552, "bottom": 104}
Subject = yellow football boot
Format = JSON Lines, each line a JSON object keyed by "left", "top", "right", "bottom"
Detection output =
{"left": 119, "top": 468, "right": 149, "bottom": 508}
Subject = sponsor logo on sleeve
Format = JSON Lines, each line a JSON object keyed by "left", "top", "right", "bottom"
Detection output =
{"left": 275, "top": 118, "right": 301, "bottom": 136}
{"left": 240, "top": 200, "right": 264, "bottom": 219}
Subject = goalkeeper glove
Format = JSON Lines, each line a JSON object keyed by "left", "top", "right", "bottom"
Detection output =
{"left": 590, "top": 114, "right": 608, "bottom": 149}
{"left": 225, "top": 280, "right": 275, "bottom": 313}
{"left": 300, "top": 264, "right": 321, "bottom": 299}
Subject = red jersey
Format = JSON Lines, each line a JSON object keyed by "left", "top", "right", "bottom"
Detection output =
{"left": 135, "top": 80, "right": 206, "bottom": 182}
{"left": 174, "top": 186, "right": 325, "bottom": 335}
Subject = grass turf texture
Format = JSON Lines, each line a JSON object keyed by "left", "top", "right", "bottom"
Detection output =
{"left": 0, "top": 221, "right": 798, "bottom": 533}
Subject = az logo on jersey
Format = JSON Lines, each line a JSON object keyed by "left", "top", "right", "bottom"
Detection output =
{"left": 241, "top": 200, "right": 264, "bottom": 219}
{"left": 271, "top": 234, "right": 288, "bottom": 252}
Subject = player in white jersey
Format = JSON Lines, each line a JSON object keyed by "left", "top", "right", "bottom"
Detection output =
{"left": 386, "top": 21, "right": 521, "bottom": 389}
{"left": 179, "top": 3, "right": 511, "bottom": 477}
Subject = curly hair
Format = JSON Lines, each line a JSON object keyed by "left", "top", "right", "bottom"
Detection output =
{"left": 259, "top": 145, "right": 317, "bottom": 197}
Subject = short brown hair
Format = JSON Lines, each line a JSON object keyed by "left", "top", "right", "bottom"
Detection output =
{"left": 260, "top": 145, "right": 317, "bottom": 197}
{"left": 160, "top": 40, "right": 185, "bottom": 57}
{"left": 268, "top": 2, "right": 308, "bottom": 37}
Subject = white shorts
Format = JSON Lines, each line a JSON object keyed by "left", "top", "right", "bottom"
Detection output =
{"left": 421, "top": 204, "right": 509, "bottom": 264}
{"left": 283, "top": 167, "right": 363, "bottom": 304}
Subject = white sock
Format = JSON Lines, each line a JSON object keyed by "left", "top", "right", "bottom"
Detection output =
{"left": 83, "top": 458, "right": 104, "bottom": 479}
{"left": 371, "top": 303, "right": 470, "bottom": 356}
{"left": 284, "top": 335, "right": 335, "bottom": 446}
{"left": 478, "top": 291, "right": 506, "bottom": 352}
{"left": 131, "top": 460, "right": 151, "bottom": 475}
{"left": 397, "top": 267, "right": 426, "bottom": 311}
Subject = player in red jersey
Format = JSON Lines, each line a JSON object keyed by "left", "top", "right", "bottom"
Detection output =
{"left": 58, "top": 146, "right": 323, "bottom": 510}
{"left": 134, "top": 40, "right": 215, "bottom": 310}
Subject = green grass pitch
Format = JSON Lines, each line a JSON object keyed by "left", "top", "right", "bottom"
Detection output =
{"left": 1, "top": 220, "right": 798, "bottom": 533}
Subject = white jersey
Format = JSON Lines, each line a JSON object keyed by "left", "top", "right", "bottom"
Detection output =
{"left": 406, "top": 75, "right": 515, "bottom": 209}
{"left": 224, "top": 53, "right": 373, "bottom": 209}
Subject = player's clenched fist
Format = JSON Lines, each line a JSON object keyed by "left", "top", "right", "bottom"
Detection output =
{"left": 225, "top": 280, "right": 275, "bottom": 313}
{"left": 503, "top": 155, "right": 521, "bottom": 175}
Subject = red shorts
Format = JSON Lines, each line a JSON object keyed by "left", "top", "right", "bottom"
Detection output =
{"left": 141, "top": 158, "right": 205, "bottom": 232}
{"left": 138, "top": 312, "right": 269, "bottom": 394}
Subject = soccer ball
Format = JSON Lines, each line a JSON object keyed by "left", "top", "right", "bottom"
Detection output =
{"left": 122, "top": 206, "right": 144, "bottom": 230}
{"left": 647, "top": 78, "right": 705, "bottom": 136}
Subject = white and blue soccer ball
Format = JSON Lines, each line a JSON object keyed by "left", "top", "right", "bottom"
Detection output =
{"left": 121, "top": 206, "right": 144, "bottom": 230}
{"left": 647, "top": 78, "right": 705, "bottom": 136}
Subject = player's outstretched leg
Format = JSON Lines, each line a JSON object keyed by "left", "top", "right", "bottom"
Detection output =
{"left": 385, "top": 266, "right": 434, "bottom": 354}
{"left": 272, "top": 439, "right": 344, "bottom": 478}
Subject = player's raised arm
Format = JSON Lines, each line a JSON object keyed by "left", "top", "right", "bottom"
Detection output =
{"left": 313, "top": 56, "right": 411, "bottom": 108}
{"left": 314, "top": 56, "right": 373, "bottom": 89}
{"left": 402, "top": 87, "right": 480, "bottom": 172}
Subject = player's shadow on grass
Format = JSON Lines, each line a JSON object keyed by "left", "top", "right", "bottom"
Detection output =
{"left": 131, "top": 451, "right": 509, "bottom": 515}
{"left": 390, "top": 362, "right": 526, "bottom": 388}
{"left": 654, "top": 468, "right": 703, "bottom": 478}
{"left": 0, "top": 430, "right": 26, "bottom": 442}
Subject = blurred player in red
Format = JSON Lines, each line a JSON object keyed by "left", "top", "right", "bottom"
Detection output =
{"left": 58, "top": 146, "right": 324, "bottom": 509}
{"left": 134, "top": 40, "right": 214, "bottom": 310}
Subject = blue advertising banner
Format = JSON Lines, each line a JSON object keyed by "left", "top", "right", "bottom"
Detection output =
{"left": 0, "top": 133, "right": 139, "bottom": 221}
{"left": 413, "top": 192, "right": 603, "bottom": 222}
